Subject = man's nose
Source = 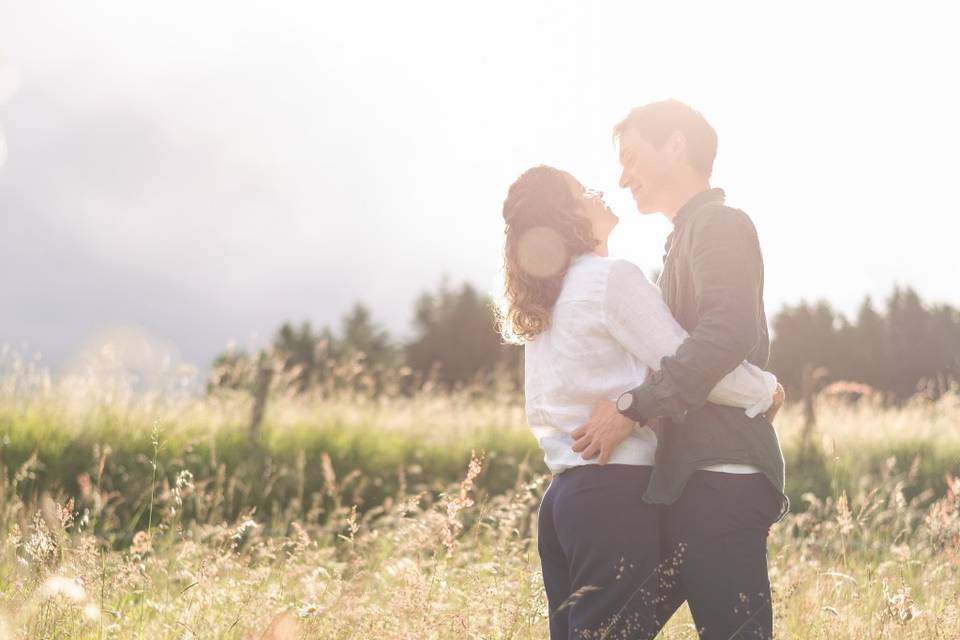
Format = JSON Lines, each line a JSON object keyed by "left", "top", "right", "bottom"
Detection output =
{"left": 618, "top": 170, "right": 630, "bottom": 189}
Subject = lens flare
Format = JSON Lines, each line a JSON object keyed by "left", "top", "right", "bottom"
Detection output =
{"left": 41, "top": 576, "right": 86, "bottom": 602}
{"left": 517, "top": 226, "right": 568, "bottom": 278}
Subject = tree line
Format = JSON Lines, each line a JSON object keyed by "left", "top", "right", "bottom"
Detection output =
{"left": 208, "top": 282, "right": 959, "bottom": 403}
{"left": 769, "top": 287, "right": 959, "bottom": 400}
{"left": 207, "top": 280, "right": 522, "bottom": 398}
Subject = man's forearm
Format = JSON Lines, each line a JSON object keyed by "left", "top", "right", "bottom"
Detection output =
{"left": 623, "top": 209, "right": 764, "bottom": 422}
{"left": 625, "top": 318, "right": 759, "bottom": 422}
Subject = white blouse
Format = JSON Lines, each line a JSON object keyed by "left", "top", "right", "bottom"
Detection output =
{"left": 523, "top": 253, "right": 776, "bottom": 475}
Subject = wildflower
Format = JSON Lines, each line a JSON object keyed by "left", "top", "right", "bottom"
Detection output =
{"left": 883, "top": 579, "right": 922, "bottom": 624}
{"left": 131, "top": 530, "right": 152, "bottom": 555}
{"left": 296, "top": 602, "right": 322, "bottom": 618}
{"left": 231, "top": 518, "right": 258, "bottom": 549}
{"left": 836, "top": 492, "right": 854, "bottom": 536}
{"left": 440, "top": 451, "right": 483, "bottom": 551}
{"left": 321, "top": 452, "right": 338, "bottom": 499}
{"left": 24, "top": 511, "right": 57, "bottom": 565}
{"left": 169, "top": 469, "right": 195, "bottom": 517}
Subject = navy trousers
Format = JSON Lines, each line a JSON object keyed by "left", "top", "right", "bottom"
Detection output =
{"left": 537, "top": 464, "right": 662, "bottom": 639}
{"left": 656, "top": 470, "right": 782, "bottom": 640}
{"left": 538, "top": 465, "right": 780, "bottom": 640}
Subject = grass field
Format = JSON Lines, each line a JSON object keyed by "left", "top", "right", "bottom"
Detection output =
{"left": 1, "top": 373, "right": 959, "bottom": 638}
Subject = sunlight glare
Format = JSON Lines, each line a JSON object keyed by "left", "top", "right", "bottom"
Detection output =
{"left": 517, "top": 226, "right": 568, "bottom": 278}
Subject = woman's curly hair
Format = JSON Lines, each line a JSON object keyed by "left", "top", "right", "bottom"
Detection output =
{"left": 495, "top": 165, "right": 599, "bottom": 344}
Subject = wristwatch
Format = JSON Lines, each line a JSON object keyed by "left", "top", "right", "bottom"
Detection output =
{"left": 616, "top": 389, "right": 643, "bottom": 422}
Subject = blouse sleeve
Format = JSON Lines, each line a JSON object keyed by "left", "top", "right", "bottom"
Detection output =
{"left": 602, "top": 259, "right": 776, "bottom": 417}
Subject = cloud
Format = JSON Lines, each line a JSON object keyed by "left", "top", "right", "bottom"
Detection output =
{"left": 2, "top": 0, "right": 958, "bottom": 384}
{"left": 0, "top": 50, "right": 420, "bottom": 376}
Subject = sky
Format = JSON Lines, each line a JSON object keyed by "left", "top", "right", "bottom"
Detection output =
{"left": 1, "top": 0, "right": 958, "bottom": 382}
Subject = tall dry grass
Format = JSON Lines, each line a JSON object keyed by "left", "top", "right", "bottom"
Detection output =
{"left": 1, "top": 348, "right": 959, "bottom": 638}
{"left": 2, "top": 444, "right": 959, "bottom": 638}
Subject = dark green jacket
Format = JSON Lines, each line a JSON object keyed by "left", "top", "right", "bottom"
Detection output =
{"left": 627, "top": 188, "right": 788, "bottom": 519}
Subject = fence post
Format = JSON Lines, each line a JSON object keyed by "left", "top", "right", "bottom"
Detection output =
{"left": 800, "top": 363, "right": 817, "bottom": 450}
{"left": 250, "top": 353, "right": 273, "bottom": 442}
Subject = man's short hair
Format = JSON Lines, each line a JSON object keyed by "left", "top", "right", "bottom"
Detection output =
{"left": 613, "top": 99, "right": 718, "bottom": 177}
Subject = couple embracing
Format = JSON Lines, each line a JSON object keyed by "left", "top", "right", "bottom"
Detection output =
{"left": 498, "top": 99, "right": 789, "bottom": 639}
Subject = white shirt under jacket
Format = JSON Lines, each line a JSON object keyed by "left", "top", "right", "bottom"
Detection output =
{"left": 523, "top": 253, "right": 777, "bottom": 475}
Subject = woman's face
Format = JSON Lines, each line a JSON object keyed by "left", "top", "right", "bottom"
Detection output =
{"left": 563, "top": 173, "right": 619, "bottom": 247}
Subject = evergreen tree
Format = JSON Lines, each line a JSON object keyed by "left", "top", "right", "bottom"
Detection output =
{"left": 206, "top": 347, "right": 254, "bottom": 392}
{"left": 272, "top": 320, "right": 322, "bottom": 393}
{"left": 769, "top": 301, "right": 841, "bottom": 391}
{"left": 769, "top": 288, "right": 960, "bottom": 401}
{"left": 406, "top": 281, "right": 521, "bottom": 389}
{"left": 845, "top": 297, "right": 891, "bottom": 390}
{"left": 340, "top": 303, "right": 395, "bottom": 367}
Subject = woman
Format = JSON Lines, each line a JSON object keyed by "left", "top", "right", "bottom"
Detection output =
{"left": 497, "top": 165, "right": 781, "bottom": 639}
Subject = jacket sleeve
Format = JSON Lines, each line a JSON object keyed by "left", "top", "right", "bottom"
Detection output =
{"left": 603, "top": 259, "right": 775, "bottom": 417}
{"left": 625, "top": 208, "right": 766, "bottom": 421}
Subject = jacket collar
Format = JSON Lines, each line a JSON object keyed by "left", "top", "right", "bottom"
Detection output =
{"left": 662, "top": 188, "right": 726, "bottom": 263}
{"left": 673, "top": 187, "right": 726, "bottom": 227}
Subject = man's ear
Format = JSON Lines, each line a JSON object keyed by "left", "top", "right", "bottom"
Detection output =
{"left": 666, "top": 130, "right": 687, "bottom": 162}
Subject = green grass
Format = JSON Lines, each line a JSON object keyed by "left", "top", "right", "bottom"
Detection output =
{"left": 2, "top": 390, "right": 959, "bottom": 541}
{"left": 1, "top": 384, "right": 959, "bottom": 637}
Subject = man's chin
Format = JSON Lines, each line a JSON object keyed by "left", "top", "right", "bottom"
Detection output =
{"left": 633, "top": 201, "right": 658, "bottom": 215}
{"left": 632, "top": 195, "right": 658, "bottom": 215}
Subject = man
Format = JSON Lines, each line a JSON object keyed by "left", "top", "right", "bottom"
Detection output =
{"left": 570, "top": 99, "right": 788, "bottom": 639}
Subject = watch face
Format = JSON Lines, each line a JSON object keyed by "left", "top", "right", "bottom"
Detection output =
{"left": 617, "top": 392, "right": 633, "bottom": 412}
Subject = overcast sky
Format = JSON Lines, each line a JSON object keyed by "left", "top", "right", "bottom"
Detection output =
{"left": 2, "top": 1, "right": 958, "bottom": 380}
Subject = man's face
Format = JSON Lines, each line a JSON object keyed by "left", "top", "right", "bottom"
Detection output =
{"left": 617, "top": 129, "right": 673, "bottom": 215}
